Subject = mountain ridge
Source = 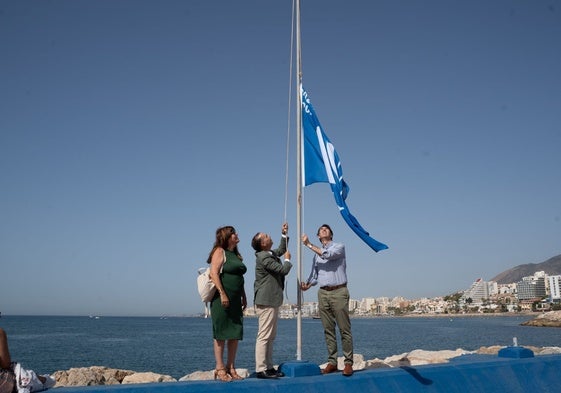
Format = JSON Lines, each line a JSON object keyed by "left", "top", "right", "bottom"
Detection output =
{"left": 491, "top": 254, "right": 561, "bottom": 284}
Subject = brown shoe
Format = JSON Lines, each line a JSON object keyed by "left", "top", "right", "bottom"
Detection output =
{"left": 343, "top": 364, "right": 353, "bottom": 377}
{"left": 321, "top": 363, "right": 338, "bottom": 374}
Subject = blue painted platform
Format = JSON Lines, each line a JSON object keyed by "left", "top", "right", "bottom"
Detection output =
{"left": 54, "top": 351, "right": 561, "bottom": 393}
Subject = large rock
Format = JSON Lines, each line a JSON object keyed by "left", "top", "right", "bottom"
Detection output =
{"left": 476, "top": 346, "right": 504, "bottom": 355}
{"left": 179, "top": 368, "right": 250, "bottom": 381}
{"left": 53, "top": 366, "right": 135, "bottom": 387}
{"left": 383, "top": 349, "right": 471, "bottom": 366}
{"left": 121, "top": 372, "right": 176, "bottom": 384}
{"left": 364, "top": 358, "right": 392, "bottom": 369}
{"left": 179, "top": 370, "right": 215, "bottom": 381}
{"left": 537, "top": 347, "right": 561, "bottom": 355}
{"left": 406, "top": 349, "right": 471, "bottom": 365}
{"left": 53, "top": 367, "right": 175, "bottom": 387}
{"left": 338, "top": 354, "right": 365, "bottom": 370}
{"left": 521, "top": 311, "right": 561, "bottom": 327}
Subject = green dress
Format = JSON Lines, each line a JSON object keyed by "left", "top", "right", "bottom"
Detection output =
{"left": 211, "top": 250, "right": 247, "bottom": 340}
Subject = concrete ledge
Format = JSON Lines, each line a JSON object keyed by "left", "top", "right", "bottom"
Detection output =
{"left": 54, "top": 354, "right": 561, "bottom": 393}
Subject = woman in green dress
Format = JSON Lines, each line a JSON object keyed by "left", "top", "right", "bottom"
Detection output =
{"left": 208, "top": 226, "right": 247, "bottom": 381}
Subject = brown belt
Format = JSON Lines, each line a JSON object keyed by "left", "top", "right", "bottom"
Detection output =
{"left": 320, "top": 283, "right": 347, "bottom": 291}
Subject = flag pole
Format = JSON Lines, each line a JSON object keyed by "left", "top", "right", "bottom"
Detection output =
{"left": 295, "top": 0, "right": 303, "bottom": 362}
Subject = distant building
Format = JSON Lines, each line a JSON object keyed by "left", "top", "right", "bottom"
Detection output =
{"left": 516, "top": 272, "right": 546, "bottom": 301}
{"left": 490, "top": 292, "right": 518, "bottom": 312}
{"left": 349, "top": 298, "right": 360, "bottom": 312}
{"left": 498, "top": 283, "right": 517, "bottom": 295}
{"left": 390, "top": 296, "right": 409, "bottom": 309}
{"left": 549, "top": 275, "right": 561, "bottom": 303}
{"left": 488, "top": 281, "right": 499, "bottom": 296}
{"left": 301, "top": 301, "right": 318, "bottom": 317}
{"left": 462, "top": 278, "right": 496, "bottom": 305}
{"left": 358, "top": 298, "right": 377, "bottom": 315}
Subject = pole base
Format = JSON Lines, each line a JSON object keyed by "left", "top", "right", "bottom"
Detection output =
{"left": 278, "top": 360, "right": 321, "bottom": 377}
{"left": 498, "top": 346, "right": 535, "bottom": 359}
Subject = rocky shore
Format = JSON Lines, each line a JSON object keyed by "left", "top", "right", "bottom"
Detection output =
{"left": 50, "top": 345, "right": 561, "bottom": 388}
{"left": 520, "top": 310, "right": 561, "bottom": 327}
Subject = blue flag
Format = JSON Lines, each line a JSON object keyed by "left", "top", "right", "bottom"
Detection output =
{"left": 301, "top": 86, "right": 388, "bottom": 252}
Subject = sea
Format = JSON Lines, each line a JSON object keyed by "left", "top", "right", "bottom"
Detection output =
{"left": 1, "top": 314, "right": 560, "bottom": 379}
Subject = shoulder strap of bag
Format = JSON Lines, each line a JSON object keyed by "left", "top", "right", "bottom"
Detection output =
{"left": 219, "top": 249, "right": 226, "bottom": 272}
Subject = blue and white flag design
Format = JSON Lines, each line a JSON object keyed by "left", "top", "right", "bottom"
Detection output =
{"left": 301, "top": 86, "right": 388, "bottom": 252}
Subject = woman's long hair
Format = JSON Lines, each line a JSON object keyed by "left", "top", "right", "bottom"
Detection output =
{"left": 206, "top": 225, "right": 243, "bottom": 264}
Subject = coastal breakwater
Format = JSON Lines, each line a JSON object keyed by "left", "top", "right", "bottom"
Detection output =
{"left": 52, "top": 350, "right": 561, "bottom": 393}
{"left": 49, "top": 311, "right": 561, "bottom": 387}
{"left": 521, "top": 310, "right": 561, "bottom": 327}
{"left": 51, "top": 345, "right": 561, "bottom": 387}
{"left": 46, "top": 311, "right": 561, "bottom": 391}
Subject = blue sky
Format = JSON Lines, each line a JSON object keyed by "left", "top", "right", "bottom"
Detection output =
{"left": 1, "top": 0, "right": 560, "bottom": 317}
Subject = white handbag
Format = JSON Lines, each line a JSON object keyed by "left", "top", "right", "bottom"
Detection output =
{"left": 197, "top": 249, "right": 225, "bottom": 302}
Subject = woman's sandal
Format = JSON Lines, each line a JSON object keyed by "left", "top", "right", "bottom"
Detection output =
{"left": 228, "top": 367, "right": 243, "bottom": 380}
{"left": 214, "top": 368, "right": 232, "bottom": 382}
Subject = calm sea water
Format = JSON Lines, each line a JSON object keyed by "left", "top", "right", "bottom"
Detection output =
{"left": 1, "top": 315, "right": 560, "bottom": 379}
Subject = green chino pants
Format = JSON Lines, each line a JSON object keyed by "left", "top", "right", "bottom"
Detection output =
{"left": 318, "top": 286, "right": 354, "bottom": 366}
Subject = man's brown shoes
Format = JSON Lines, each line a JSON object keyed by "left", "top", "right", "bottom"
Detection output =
{"left": 321, "top": 363, "right": 338, "bottom": 374}
{"left": 321, "top": 363, "right": 353, "bottom": 376}
{"left": 343, "top": 363, "right": 353, "bottom": 377}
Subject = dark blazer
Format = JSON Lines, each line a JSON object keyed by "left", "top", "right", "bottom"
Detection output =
{"left": 254, "top": 236, "right": 292, "bottom": 307}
